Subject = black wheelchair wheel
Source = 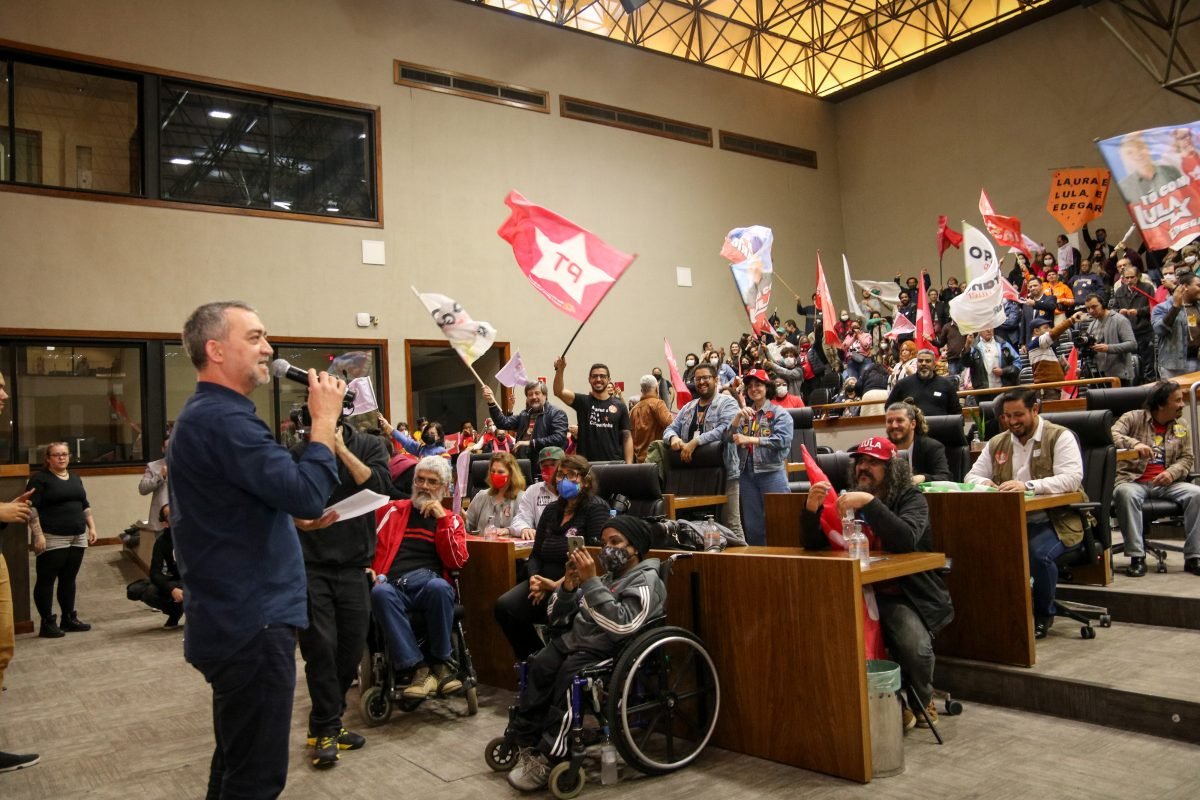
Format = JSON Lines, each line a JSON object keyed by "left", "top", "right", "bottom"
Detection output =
{"left": 359, "top": 686, "right": 392, "bottom": 727}
{"left": 484, "top": 736, "right": 517, "bottom": 772}
{"left": 466, "top": 684, "right": 479, "bottom": 716}
{"left": 604, "top": 626, "right": 720, "bottom": 776}
{"left": 548, "top": 761, "right": 586, "bottom": 800}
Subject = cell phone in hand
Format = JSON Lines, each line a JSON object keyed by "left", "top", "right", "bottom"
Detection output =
{"left": 567, "top": 535, "right": 585, "bottom": 552}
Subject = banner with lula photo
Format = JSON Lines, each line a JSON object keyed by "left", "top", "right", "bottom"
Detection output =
{"left": 721, "top": 225, "right": 774, "bottom": 336}
{"left": 1097, "top": 122, "right": 1200, "bottom": 251}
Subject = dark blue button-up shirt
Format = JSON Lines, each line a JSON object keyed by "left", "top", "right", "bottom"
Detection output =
{"left": 168, "top": 382, "right": 338, "bottom": 663}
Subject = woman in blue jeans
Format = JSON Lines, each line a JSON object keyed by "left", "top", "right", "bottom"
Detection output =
{"left": 733, "top": 369, "right": 795, "bottom": 545}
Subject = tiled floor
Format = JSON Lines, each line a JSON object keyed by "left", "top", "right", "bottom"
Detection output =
{"left": 2, "top": 548, "right": 1199, "bottom": 799}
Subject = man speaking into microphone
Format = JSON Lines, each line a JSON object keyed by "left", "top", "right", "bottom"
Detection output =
{"left": 169, "top": 301, "right": 344, "bottom": 800}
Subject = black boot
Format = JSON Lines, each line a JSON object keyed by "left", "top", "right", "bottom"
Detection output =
{"left": 60, "top": 611, "right": 91, "bottom": 632}
{"left": 39, "top": 615, "right": 65, "bottom": 638}
{"left": 1125, "top": 556, "right": 1147, "bottom": 578}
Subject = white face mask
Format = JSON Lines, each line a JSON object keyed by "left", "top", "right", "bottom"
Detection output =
{"left": 1187, "top": 255, "right": 1197, "bottom": 265}
{"left": 686, "top": 359, "right": 696, "bottom": 367}
{"left": 1043, "top": 259, "right": 1054, "bottom": 266}
{"left": 775, "top": 386, "right": 787, "bottom": 398}
{"left": 783, "top": 357, "right": 796, "bottom": 368}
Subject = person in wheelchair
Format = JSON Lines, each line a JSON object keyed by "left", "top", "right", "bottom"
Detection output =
{"left": 369, "top": 456, "right": 469, "bottom": 700}
{"left": 506, "top": 515, "right": 665, "bottom": 792}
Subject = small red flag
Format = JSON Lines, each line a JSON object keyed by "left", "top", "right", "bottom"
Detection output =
{"left": 937, "top": 215, "right": 963, "bottom": 258}
{"left": 915, "top": 271, "right": 937, "bottom": 352}
{"left": 663, "top": 338, "right": 692, "bottom": 410}
{"left": 815, "top": 252, "right": 841, "bottom": 348}
{"left": 980, "top": 190, "right": 1033, "bottom": 262}
{"left": 498, "top": 190, "right": 635, "bottom": 322}
{"left": 1063, "top": 346, "right": 1079, "bottom": 399}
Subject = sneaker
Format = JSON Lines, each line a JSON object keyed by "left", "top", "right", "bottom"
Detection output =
{"left": 1186, "top": 557, "right": 1200, "bottom": 575}
{"left": 306, "top": 728, "right": 365, "bottom": 750}
{"left": 0, "top": 751, "right": 40, "bottom": 773}
{"left": 507, "top": 748, "right": 551, "bottom": 792}
{"left": 1034, "top": 616, "right": 1054, "bottom": 640}
{"left": 38, "top": 616, "right": 65, "bottom": 639}
{"left": 901, "top": 706, "right": 916, "bottom": 732}
{"left": 60, "top": 612, "right": 91, "bottom": 633}
{"left": 402, "top": 664, "right": 437, "bottom": 699}
{"left": 1125, "top": 557, "right": 1147, "bottom": 578}
{"left": 311, "top": 735, "right": 339, "bottom": 769}
{"left": 433, "top": 662, "right": 463, "bottom": 696}
{"left": 915, "top": 701, "right": 940, "bottom": 728}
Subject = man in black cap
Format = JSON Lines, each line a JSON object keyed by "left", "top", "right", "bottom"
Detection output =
{"left": 506, "top": 516, "right": 666, "bottom": 792}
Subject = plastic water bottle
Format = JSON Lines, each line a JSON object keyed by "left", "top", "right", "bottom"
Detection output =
{"left": 600, "top": 743, "right": 619, "bottom": 785}
{"left": 483, "top": 523, "right": 498, "bottom": 541}
{"left": 702, "top": 515, "right": 722, "bottom": 552}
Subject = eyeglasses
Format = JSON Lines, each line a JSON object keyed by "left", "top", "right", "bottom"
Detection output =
{"left": 694, "top": 375, "right": 713, "bottom": 383}
{"left": 556, "top": 469, "right": 584, "bottom": 481}
{"left": 412, "top": 476, "right": 443, "bottom": 488}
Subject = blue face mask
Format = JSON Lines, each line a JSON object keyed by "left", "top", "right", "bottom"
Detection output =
{"left": 599, "top": 545, "right": 631, "bottom": 575}
{"left": 557, "top": 478, "right": 581, "bottom": 500}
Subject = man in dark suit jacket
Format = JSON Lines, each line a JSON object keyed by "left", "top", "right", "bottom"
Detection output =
{"left": 482, "top": 381, "right": 568, "bottom": 461}
{"left": 885, "top": 402, "right": 952, "bottom": 484}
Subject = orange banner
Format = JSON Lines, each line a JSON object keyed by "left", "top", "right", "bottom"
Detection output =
{"left": 1047, "top": 168, "right": 1111, "bottom": 232}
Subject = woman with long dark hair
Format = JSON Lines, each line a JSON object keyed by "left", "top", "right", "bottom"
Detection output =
{"left": 27, "top": 442, "right": 97, "bottom": 638}
{"left": 492, "top": 454, "right": 609, "bottom": 659}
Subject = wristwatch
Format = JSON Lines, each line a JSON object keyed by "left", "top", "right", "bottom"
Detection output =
{"left": 1024, "top": 480, "right": 1035, "bottom": 492}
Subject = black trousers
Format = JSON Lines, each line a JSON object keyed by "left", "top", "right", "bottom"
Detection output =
{"left": 511, "top": 641, "right": 600, "bottom": 759}
{"left": 33, "top": 546, "right": 85, "bottom": 620}
{"left": 1136, "top": 332, "right": 1156, "bottom": 384}
{"left": 495, "top": 579, "right": 548, "bottom": 661}
{"left": 194, "top": 625, "right": 297, "bottom": 800}
{"left": 142, "top": 585, "right": 183, "bottom": 619}
{"left": 297, "top": 565, "right": 370, "bottom": 737}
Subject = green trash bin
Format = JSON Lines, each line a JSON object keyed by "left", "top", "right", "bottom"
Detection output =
{"left": 865, "top": 659, "right": 905, "bottom": 777}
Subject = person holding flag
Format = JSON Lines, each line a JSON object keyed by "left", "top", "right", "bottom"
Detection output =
{"left": 553, "top": 358, "right": 632, "bottom": 464}
{"left": 482, "top": 382, "right": 568, "bottom": 462}
{"left": 802, "top": 436, "right": 953, "bottom": 730}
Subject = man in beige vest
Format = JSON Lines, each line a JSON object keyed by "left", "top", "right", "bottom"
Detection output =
{"left": 965, "top": 388, "right": 1084, "bottom": 639}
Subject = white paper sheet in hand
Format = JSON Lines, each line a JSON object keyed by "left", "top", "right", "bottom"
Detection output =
{"left": 323, "top": 489, "right": 391, "bottom": 521}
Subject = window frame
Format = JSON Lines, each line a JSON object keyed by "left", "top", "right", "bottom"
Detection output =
{"left": 0, "top": 328, "right": 390, "bottom": 476}
{"left": 0, "top": 38, "right": 383, "bottom": 227}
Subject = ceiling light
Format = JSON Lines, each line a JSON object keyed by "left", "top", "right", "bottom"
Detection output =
{"left": 169, "top": 158, "right": 193, "bottom": 166}
{"left": 209, "top": 110, "right": 232, "bottom": 119}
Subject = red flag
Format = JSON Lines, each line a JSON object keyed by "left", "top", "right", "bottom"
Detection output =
{"left": 1062, "top": 346, "right": 1079, "bottom": 399}
{"left": 980, "top": 190, "right": 1033, "bottom": 262}
{"left": 815, "top": 252, "right": 840, "bottom": 348}
{"left": 663, "top": 338, "right": 692, "bottom": 409}
{"left": 498, "top": 190, "right": 636, "bottom": 322}
{"left": 800, "top": 444, "right": 842, "bottom": 543}
{"left": 800, "top": 444, "right": 885, "bottom": 659}
{"left": 937, "top": 215, "right": 963, "bottom": 258}
{"left": 915, "top": 272, "right": 937, "bottom": 352}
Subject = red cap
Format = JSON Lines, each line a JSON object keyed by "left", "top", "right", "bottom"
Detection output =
{"left": 743, "top": 368, "right": 770, "bottom": 384}
{"left": 849, "top": 436, "right": 897, "bottom": 462}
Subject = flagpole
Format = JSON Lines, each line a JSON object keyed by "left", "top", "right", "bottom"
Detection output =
{"left": 773, "top": 272, "right": 800, "bottom": 298}
{"left": 410, "top": 285, "right": 491, "bottom": 389}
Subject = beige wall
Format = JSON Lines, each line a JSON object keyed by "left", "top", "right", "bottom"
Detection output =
{"left": 0, "top": 0, "right": 843, "bottom": 533}
{"left": 835, "top": 7, "right": 1200, "bottom": 297}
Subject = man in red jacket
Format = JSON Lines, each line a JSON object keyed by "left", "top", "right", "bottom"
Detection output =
{"left": 370, "top": 456, "right": 469, "bottom": 699}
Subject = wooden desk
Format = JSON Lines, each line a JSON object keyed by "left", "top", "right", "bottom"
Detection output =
{"left": 459, "top": 537, "right": 531, "bottom": 690}
{"left": 461, "top": 535, "right": 944, "bottom": 783}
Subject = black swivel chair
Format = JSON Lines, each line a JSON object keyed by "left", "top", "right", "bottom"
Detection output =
{"left": 663, "top": 442, "right": 728, "bottom": 520}
{"left": 467, "top": 457, "right": 533, "bottom": 499}
{"left": 787, "top": 408, "right": 817, "bottom": 463}
{"left": 1040, "top": 410, "right": 1116, "bottom": 638}
{"left": 923, "top": 415, "right": 971, "bottom": 482}
{"left": 591, "top": 463, "right": 665, "bottom": 518}
{"left": 1088, "top": 385, "right": 1193, "bottom": 573}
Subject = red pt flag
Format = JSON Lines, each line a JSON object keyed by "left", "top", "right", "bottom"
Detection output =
{"left": 980, "top": 190, "right": 1033, "bottom": 262}
{"left": 498, "top": 190, "right": 636, "bottom": 322}
{"left": 937, "top": 215, "right": 963, "bottom": 258}
{"left": 815, "top": 252, "right": 841, "bottom": 348}
{"left": 915, "top": 272, "right": 936, "bottom": 352}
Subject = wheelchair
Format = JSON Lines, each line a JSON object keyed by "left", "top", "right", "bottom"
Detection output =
{"left": 358, "top": 572, "right": 479, "bottom": 724}
{"left": 484, "top": 556, "right": 720, "bottom": 799}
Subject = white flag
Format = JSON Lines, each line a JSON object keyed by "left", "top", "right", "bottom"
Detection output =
{"left": 854, "top": 279, "right": 901, "bottom": 307}
{"left": 495, "top": 350, "right": 528, "bottom": 388}
{"left": 842, "top": 255, "right": 863, "bottom": 319}
{"left": 949, "top": 262, "right": 1008, "bottom": 335}
{"left": 962, "top": 221, "right": 1001, "bottom": 282}
{"left": 346, "top": 377, "right": 378, "bottom": 416}
{"left": 412, "top": 287, "right": 497, "bottom": 364}
{"left": 886, "top": 307, "right": 916, "bottom": 339}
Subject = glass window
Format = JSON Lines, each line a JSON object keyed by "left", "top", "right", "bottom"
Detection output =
{"left": 163, "top": 343, "right": 273, "bottom": 432}
{"left": 17, "top": 343, "right": 144, "bottom": 465}
{"left": 159, "top": 83, "right": 270, "bottom": 208}
{"left": 11, "top": 61, "right": 139, "bottom": 193}
{"left": 271, "top": 103, "right": 374, "bottom": 218}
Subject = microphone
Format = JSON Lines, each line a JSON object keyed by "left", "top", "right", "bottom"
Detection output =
{"left": 271, "top": 359, "right": 356, "bottom": 404}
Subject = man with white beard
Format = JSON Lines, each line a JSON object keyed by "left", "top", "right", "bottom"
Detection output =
{"left": 369, "top": 456, "right": 469, "bottom": 700}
